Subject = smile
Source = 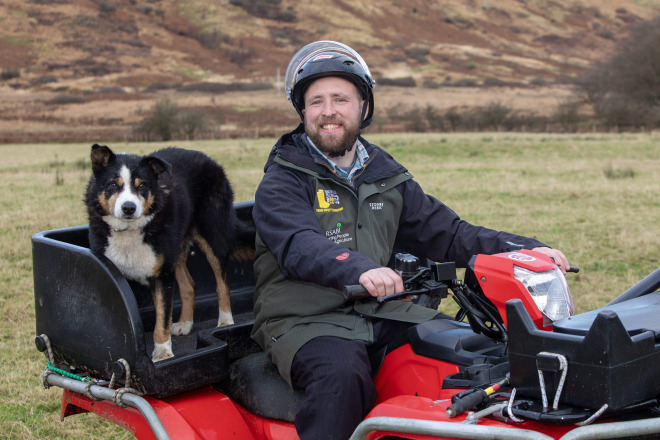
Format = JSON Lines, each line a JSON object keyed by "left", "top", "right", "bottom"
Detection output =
{"left": 321, "top": 124, "right": 341, "bottom": 131}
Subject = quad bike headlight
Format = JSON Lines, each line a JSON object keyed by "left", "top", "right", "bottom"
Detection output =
{"left": 513, "top": 265, "right": 575, "bottom": 322}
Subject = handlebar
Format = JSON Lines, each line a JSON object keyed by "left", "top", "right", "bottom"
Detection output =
{"left": 343, "top": 285, "right": 427, "bottom": 303}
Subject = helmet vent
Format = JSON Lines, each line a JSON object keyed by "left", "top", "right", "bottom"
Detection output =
{"left": 343, "top": 60, "right": 354, "bottom": 66}
{"left": 298, "top": 69, "right": 304, "bottom": 75}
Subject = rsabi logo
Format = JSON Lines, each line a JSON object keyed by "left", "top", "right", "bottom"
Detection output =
{"left": 336, "top": 252, "right": 349, "bottom": 261}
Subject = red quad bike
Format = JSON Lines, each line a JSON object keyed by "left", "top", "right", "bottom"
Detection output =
{"left": 33, "top": 201, "right": 660, "bottom": 440}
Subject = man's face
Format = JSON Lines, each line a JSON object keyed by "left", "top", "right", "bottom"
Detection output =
{"left": 302, "top": 76, "right": 364, "bottom": 155}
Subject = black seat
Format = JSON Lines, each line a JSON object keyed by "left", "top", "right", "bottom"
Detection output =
{"left": 216, "top": 352, "right": 305, "bottom": 422}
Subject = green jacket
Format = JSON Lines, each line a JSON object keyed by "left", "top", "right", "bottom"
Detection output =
{"left": 251, "top": 126, "right": 546, "bottom": 386}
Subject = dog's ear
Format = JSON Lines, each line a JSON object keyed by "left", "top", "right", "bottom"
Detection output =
{"left": 91, "top": 144, "right": 115, "bottom": 174}
{"left": 139, "top": 156, "right": 172, "bottom": 177}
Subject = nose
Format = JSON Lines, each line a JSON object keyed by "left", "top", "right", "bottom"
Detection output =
{"left": 122, "top": 202, "right": 136, "bottom": 216}
{"left": 321, "top": 100, "right": 336, "bottom": 117}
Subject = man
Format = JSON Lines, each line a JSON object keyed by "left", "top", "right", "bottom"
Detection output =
{"left": 250, "top": 41, "right": 570, "bottom": 440}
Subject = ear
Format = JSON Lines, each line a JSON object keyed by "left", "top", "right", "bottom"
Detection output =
{"left": 139, "top": 156, "right": 172, "bottom": 177}
{"left": 91, "top": 144, "right": 115, "bottom": 174}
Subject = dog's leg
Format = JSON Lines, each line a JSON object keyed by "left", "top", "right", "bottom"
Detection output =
{"left": 194, "top": 233, "right": 234, "bottom": 327}
{"left": 171, "top": 251, "right": 195, "bottom": 336}
{"left": 150, "top": 277, "right": 175, "bottom": 362}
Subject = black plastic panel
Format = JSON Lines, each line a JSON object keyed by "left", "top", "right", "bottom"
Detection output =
{"left": 407, "top": 319, "right": 506, "bottom": 367}
{"left": 507, "top": 299, "right": 660, "bottom": 411}
{"left": 32, "top": 201, "right": 256, "bottom": 398}
{"left": 553, "top": 291, "right": 660, "bottom": 338}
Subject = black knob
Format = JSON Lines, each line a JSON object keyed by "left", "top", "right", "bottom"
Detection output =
{"left": 112, "top": 361, "right": 126, "bottom": 378}
{"left": 395, "top": 253, "right": 419, "bottom": 278}
{"left": 35, "top": 335, "right": 47, "bottom": 353}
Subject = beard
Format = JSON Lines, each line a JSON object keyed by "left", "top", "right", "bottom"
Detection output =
{"left": 305, "top": 115, "right": 361, "bottom": 156}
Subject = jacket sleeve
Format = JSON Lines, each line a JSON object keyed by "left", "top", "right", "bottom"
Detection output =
{"left": 395, "top": 179, "right": 547, "bottom": 267}
{"left": 253, "top": 165, "right": 380, "bottom": 291}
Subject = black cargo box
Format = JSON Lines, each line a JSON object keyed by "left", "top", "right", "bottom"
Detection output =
{"left": 507, "top": 298, "right": 660, "bottom": 411}
{"left": 32, "top": 201, "right": 257, "bottom": 399}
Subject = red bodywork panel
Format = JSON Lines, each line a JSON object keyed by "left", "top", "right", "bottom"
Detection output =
{"left": 471, "top": 249, "right": 555, "bottom": 330}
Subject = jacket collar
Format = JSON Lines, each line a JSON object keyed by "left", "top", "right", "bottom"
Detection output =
{"left": 265, "top": 124, "right": 408, "bottom": 187}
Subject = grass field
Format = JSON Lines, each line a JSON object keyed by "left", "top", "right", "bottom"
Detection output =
{"left": 1, "top": 133, "right": 659, "bottom": 439}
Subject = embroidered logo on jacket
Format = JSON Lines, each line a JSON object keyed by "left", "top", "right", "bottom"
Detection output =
{"left": 336, "top": 252, "right": 349, "bottom": 260}
{"left": 316, "top": 189, "right": 343, "bottom": 212}
{"left": 370, "top": 203, "right": 383, "bottom": 210}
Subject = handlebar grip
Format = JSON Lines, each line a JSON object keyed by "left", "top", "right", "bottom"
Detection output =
{"left": 446, "top": 389, "right": 487, "bottom": 418}
{"left": 343, "top": 285, "right": 371, "bottom": 301}
{"left": 567, "top": 266, "right": 580, "bottom": 273}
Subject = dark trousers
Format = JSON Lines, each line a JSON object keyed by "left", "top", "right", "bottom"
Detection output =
{"left": 290, "top": 314, "right": 451, "bottom": 440}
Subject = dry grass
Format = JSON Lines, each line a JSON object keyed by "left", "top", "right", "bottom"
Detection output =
{"left": 1, "top": 133, "right": 659, "bottom": 438}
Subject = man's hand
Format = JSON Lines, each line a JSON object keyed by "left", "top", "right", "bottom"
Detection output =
{"left": 532, "top": 247, "right": 570, "bottom": 274}
{"left": 359, "top": 267, "right": 404, "bottom": 298}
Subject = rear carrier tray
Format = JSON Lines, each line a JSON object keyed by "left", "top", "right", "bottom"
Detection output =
{"left": 32, "top": 201, "right": 256, "bottom": 399}
{"left": 507, "top": 296, "right": 660, "bottom": 411}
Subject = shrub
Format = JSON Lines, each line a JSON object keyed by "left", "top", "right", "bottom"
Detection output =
{"left": 229, "top": 0, "right": 297, "bottom": 22}
{"left": 451, "top": 78, "right": 477, "bottom": 87}
{"left": 137, "top": 97, "right": 179, "bottom": 141}
{"left": 227, "top": 47, "right": 255, "bottom": 68}
{"left": 529, "top": 77, "right": 547, "bottom": 86}
{"left": 1, "top": 69, "right": 20, "bottom": 81}
{"left": 477, "top": 102, "right": 512, "bottom": 130}
{"left": 406, "top": 47, "right": 430, "bottom": 63}
{"left": 553, "top": 100, "right": 581, "bottom": 132}
{"left": 577, "top": 16, "right": 660, "bottom": 127}
{"left": 177, "top": 82, "right": 273, "bottom": 93}
{"left": 444, "top": 107, "right": 462, "bottom": 131}
{"left": 424, "top": 105, "right": 444, "bottom": 131}
{"left": 378, "top": 77, "right": 416, "bottom": 87}
{"left": 37, "top": 75, "right": 57, "bottom": 84}
{"left": 179, "top": 108, "right": 208, "bottom": 140}
{"left": 50, "top": 94, "right": 87, "bottom": 105}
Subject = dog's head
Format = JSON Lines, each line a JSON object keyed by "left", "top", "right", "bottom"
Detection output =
{"left": 89, "top": 144, "right": 172, "bottom": 227}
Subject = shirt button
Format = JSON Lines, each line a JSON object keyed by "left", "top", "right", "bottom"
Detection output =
{"left": 380, "top": 182, "right": 386, "bottom": 187}
{"left": 358, "top": 223, "right": 362, "bottom": 229}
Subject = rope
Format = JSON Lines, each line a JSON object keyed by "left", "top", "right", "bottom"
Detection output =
{"left": 40, "top": 368, "right": 54, "bottom": 390}
{"left": 112, "top": 387, "right": 144, "bottom": 408}
{"left": 117, "top": 359, "right": 133, "bottom": 389}
{"left": 84, "top": 381, "right": 103, "bottom": 401}
{"left": 40, "top": 334, "right": 55, "bottom": 365}
{"left": 108, "top": 373, "right": 116, "bottom": 390}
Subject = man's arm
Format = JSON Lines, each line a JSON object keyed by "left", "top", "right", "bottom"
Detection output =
{"left": 395, "top": 179, "right": 554, "bottom": 267}
{"left": 253, "top": 165, "right": 380, "bottom": 291}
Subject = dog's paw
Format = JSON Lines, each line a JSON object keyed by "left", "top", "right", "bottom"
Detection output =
{"left": 217, "top": 310, "right": 234, "bottom": 327}
{"left": 151, "top": 340, "right": 174, "bottom": 362}
{"left": 171, "top": 321, "right": 193, "bottom": 336}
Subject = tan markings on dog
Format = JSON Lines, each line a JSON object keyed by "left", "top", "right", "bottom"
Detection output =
{"left": 151, "top": 279, "right": 172, "bottom": 346}
{"left": 116, "top": 177, "right": 123, "bottom": 187}
{"left": 98, "top": 193, "right": 111, "bottom": 215}
{"left": 151, "top": 254, "right": 164, "bottom": 277}
{"left": 173, "top": 249, "right": 195, "bottom": 325}
{"left": 134, "top": 178, "right": 141, "bottom": 187}
{"left": 141, "top": 192, "right": 155, "bottom": 213}
{"left": 232, "top": 245, "right": 255, "bottom": 262}
{"left": 193, "top": 231, "right": 234, "bottom": 326}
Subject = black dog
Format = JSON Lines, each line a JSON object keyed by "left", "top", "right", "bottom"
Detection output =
{"left": 85, "top": 144, "right": 254, "bottom": 362}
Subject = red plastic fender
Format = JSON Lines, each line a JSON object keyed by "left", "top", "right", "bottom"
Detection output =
{"left": 471, "top": 250, "right": 556, "bottom": 330}
{"left": 374, "top": 344, "right": 459, "bottom": 405}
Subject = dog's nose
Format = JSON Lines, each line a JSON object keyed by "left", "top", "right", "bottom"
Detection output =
{"left": 122, "top": 202, "right": 136, "bottom": 216}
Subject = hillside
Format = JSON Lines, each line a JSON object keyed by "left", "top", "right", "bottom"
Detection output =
{"left": 0, "top": 0, "right": 659, "bottom": 142}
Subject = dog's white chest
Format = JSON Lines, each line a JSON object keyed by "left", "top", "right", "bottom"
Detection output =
{"left": 105, "top": 230, "right": 157, "bottom": 286}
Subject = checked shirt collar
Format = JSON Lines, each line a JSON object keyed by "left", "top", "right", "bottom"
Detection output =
{"left": 304, "top": 134, "right": 369, "bottom": 181}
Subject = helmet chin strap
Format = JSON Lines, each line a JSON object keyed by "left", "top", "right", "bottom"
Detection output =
{"left": 327, "top": 100, "right": 368, "bottom": 158}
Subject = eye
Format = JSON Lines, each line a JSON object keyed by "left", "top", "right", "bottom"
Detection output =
{"left": 138, "top": 182, "right": 146, "bottom": 190}
{"left": 109, "top": 182, "right": 117, "bottom": 189}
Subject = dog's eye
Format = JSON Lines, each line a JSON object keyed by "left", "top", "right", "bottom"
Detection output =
{"left": 138, "top": 182, "right": 146, "bottom": 190}
{"left": 109, "top": 182, "right": 117, "bottom": 189}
